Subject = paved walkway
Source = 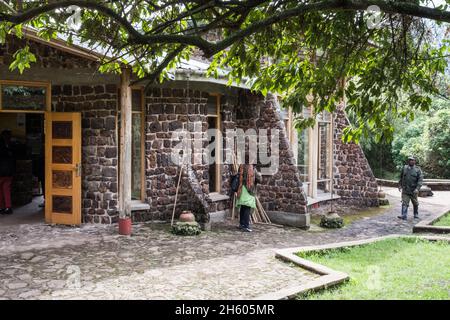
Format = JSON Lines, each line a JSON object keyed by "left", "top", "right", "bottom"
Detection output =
{"left": 0, "top": 188, "right": 449, "bottom": 299}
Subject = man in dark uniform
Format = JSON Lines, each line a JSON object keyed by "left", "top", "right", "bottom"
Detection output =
{"left": 398, "top": 156, "right": 423, "bottom": 220}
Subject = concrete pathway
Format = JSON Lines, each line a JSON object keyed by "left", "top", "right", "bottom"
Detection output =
{"left": 0, "top": 188, "right": 449, "bottom": 299}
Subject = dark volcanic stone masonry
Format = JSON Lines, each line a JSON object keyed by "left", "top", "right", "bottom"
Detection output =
{"left": 52, "top": 84, "right": 119, "bottom": 224}
{"left": 235, "top": 92, "right": 308, "bottom": 214}
{"left": 333, "top": 104, "right": 379, "bottom": 207}
{"left": 143, "top": 87, "right": 212, "bottom": 223}
{"left": 1, "top": 36, "right": 96, "bottom": 69}
{"left": 1, "top": 35, "right": 379, "bottom": 225}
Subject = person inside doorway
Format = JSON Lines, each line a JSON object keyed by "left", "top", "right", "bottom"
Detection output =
{"left": 0, "top": 130, "right": 15, "bottom": 215}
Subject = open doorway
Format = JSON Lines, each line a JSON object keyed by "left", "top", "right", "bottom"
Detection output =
{"left": 0, "top": 112, "right": 45, "bottom": 226}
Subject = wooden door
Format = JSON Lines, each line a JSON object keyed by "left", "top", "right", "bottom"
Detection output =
{"left": 45, "top": 112, "right": 82, "bottom": 225}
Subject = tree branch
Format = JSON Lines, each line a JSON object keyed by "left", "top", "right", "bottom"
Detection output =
{"left": 0, "top": 0, "right": 449, "bottom": 58}
{"left": 208, "top": 0, "right": 450, "bottom": 56}
{"left": 130, "top": 45, "right": 187, "bottom": 89}
{"left": 0, "top": 0, "right": 143, "bottom": 39}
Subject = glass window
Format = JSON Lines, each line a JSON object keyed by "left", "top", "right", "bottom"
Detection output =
{"left": 297, "top": 129, "right": 310, "bottom": 183}
{"left": 1, "top": 85, "right": 46, "bottom": 111}
{"left": 131, "top": 113, "right": 142, "bottom": 200}
{"left": 132, "top": 89, "right": 142, "bottom": 112}
{"left": 317, "top": 121, "right": 332, "bottom": 192}
{"left": 207, "top": 95, "right": 218, "bottom": 115}
{"left": 317, "top": 110, "right": 331, "bottom": 122}
{"left": 291, "top": 106, "right": 311, "bottom": 184}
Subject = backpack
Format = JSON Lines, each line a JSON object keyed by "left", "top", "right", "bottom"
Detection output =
{"left": 230, "top": 172, "right": 240, "bottom": 193}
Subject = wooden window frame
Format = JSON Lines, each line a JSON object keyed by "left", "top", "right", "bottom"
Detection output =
{"left": 316, "top": 114, "right": 333, "bottom": 194}
{"left": 131, "top": 86, "right": 146, "bottom": 202}
{"left": 287, "top": 107, "right": 333, "bottom": 198}
{"left": 0, "top": 80, "right": 51, "bottom": 113}
{"left": 207, "top": 93, "right": 222, "bottom": 193}
{"left": 117, "top": 86, "right": 146, "bottom": 202}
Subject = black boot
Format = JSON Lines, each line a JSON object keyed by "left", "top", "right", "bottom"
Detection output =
{"left": 0, "top": 208, "right": 5, "bottom": 214}
{"left": 3, "top": 208, "right": 13, "bottom": 215}
{"left": 413, "top": 205, "right": 419, "bottom": 219}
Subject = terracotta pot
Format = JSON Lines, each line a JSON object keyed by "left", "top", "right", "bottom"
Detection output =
{"left": 378, "top": 191, "right": 386, "bottom": 199}
{"left": 179, "top": 210, "right": 195, "bottom": 222}
{"left": 119, "top": 217, "right": 132, "bottom": 235}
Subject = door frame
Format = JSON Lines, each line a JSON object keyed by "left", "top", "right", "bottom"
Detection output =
{"left": 0, "top": 79, "right": 83, "bottom": 225}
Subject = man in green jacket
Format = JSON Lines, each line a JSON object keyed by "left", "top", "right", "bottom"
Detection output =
{"left": 398, "top": 156, "right": 423, "bottom": 220}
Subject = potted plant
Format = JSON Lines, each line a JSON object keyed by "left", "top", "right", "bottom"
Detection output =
{"left": 171, "top": 210, "right": 201, "bottom": 236}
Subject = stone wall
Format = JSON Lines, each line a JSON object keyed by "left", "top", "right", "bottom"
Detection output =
{"left": 52, "top": 84, "right": 119, "bottom": 223}
{"left": 143, "top": 87, "right": 213, "bottom": 223}
{"left": 235, "top": 92, "right": 308, "bottom": 215}
{"left": 0, "top": 36, "right": 97, "bottom": 69}
{"left": 333, "top": 105, "right": 379, "bottom": 207}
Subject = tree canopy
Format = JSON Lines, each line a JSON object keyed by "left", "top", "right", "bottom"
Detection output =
{"left": 1, "top": 0, "right": 449, "bottom": 141}
{"left": 357, "top": 97, "right": 450, "bottom": 179}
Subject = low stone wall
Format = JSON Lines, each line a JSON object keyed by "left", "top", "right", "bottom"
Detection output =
{"left": 413, "top": 209, "right": 450, "bottom": 234}
{"left": 377, "top": 178, "right": 450, "bottom": 191}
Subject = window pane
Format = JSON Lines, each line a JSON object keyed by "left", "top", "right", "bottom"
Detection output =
{"left": 297, "top": 129, "right": 310, "bottom": 183}
{"left": 207, "top": 95, "right": 218, "bottom": 115}
{"left": 131, "top": 113, "right": 142, "bottom": 200}
{"left": 52, "top": 196, "right": 72, "bottom": 214}
{"left": 317, "top": 122, "right": 331, "bottom": 192}
{"left": 52, "top": 170, "right": 73, "bottom": 189}
{"left": 303, "top": 106, "right": 312, "bottom": 118}
{"left": 318, "top": 111, "right": 331, "bottom": 122}
{"left": 132, "top": 89, "right": 142, "bottom": 112}
{"left": 52, "top": 121, "right": 72, "bottom": 139}
{"left": 52, "top": 146, "right": 72, "bottom": 164}
{"left": 2, "top": 85, "right": 46, "bottom": 111}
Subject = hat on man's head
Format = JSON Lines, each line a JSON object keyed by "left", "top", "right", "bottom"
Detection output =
{"left": 408, "top": 156, "right": 416, "bottom": 161}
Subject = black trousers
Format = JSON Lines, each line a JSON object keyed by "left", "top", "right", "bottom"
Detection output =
{"left": 239, "top": 205, "right": 251, "bottom": 229}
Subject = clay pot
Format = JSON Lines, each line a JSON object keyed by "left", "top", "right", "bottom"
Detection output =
{"left": 119, "top": 217, "right": 132, "bottom": 235}
{"left": 378, "top": 191, "right": 386, "bottom": 199}
{"left": 179, "top": 210, "right": 195, "bottom": 222}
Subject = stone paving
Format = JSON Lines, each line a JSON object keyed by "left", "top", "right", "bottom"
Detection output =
{"left": 0, "top": 188, "right": 449, "bottom": 300}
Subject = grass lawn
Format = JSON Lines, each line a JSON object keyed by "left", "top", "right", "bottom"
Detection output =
{"left": 297, "top": 237, "right": 450, "bottom": 300}
{"left": 433, "top": 212, "right": 450, "bottom": 227}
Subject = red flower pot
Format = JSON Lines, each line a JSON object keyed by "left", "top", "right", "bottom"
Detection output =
{"left": 119, "top": 217, "right": 132, "bottom": 235}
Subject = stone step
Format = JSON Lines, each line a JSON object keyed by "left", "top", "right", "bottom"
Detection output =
{"left": 210, "top": 210, "right": 230, "bottom": 223}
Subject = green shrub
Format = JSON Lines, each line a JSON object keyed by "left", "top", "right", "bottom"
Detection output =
{"left": 171, "top": 222, "right": 201, "bottom": 236}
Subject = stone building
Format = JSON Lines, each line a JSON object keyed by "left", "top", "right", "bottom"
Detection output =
{"left": 0, "top": 32, "right": 378, "bottom": 229}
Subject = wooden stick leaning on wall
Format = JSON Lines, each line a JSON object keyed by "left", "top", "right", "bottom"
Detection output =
{"left": 171, "top": 163, "right": 184, "bottom": 227}
{"left": 231, "top": 152, "right": 239, "bottom": 220}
